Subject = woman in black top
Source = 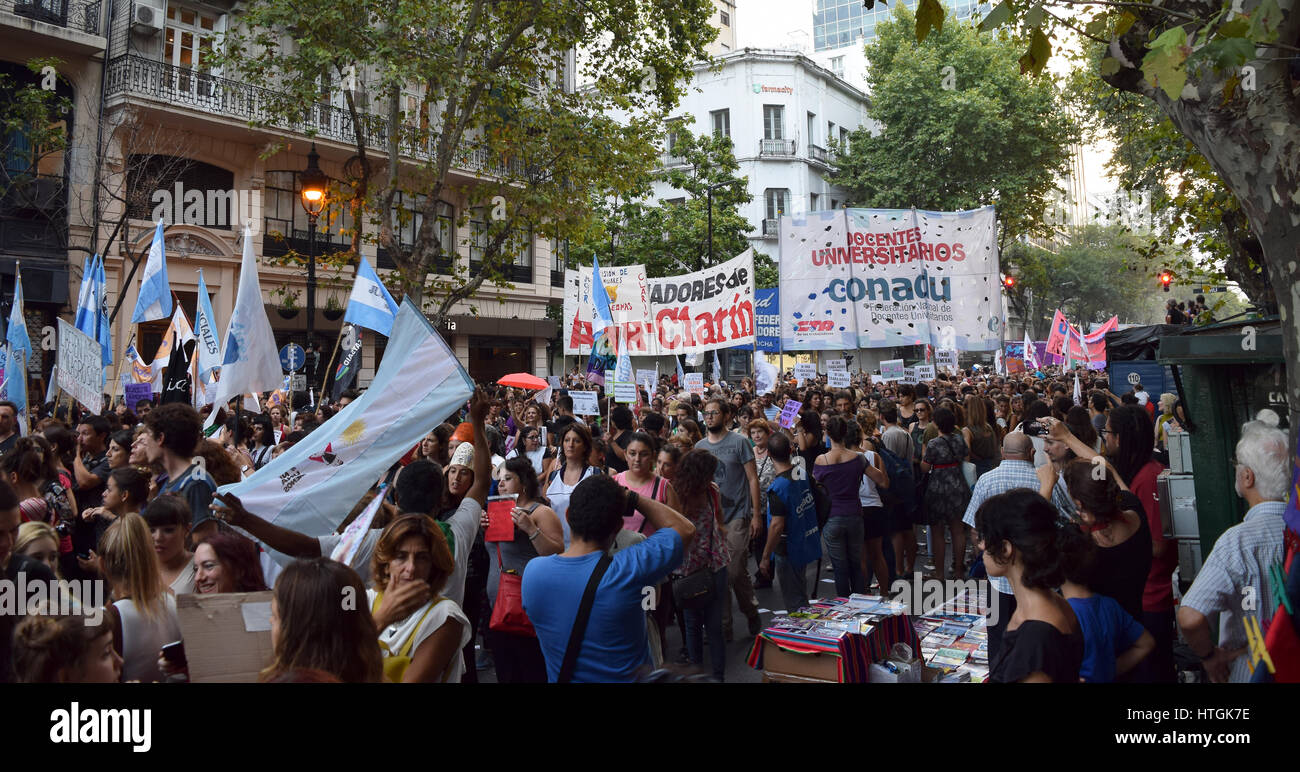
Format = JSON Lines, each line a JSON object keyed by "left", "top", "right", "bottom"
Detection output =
{"left": 975, "top": 489, "right": 1085, "bottom": 683}
{"left": 1061, "top": 459, "right": 1152, "bottom": 621}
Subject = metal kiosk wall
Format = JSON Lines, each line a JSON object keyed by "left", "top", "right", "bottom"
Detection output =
{"left": 1157, "top": 318, "right": 1288, "bottom": 573}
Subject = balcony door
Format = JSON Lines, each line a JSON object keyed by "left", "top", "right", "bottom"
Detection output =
{"left": 165, "top": 5, "right": 225, "bottom": 107}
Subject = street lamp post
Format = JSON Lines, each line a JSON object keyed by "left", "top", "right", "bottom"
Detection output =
{"left": 299, "top": 143, "right": 329, "bottom": 387}
{"left": 704, "top": 179, "right": 743, "bottom": 270}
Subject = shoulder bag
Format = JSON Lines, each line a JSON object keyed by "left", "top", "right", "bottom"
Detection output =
{"left": 489, "top": 504, "right": 539, "bottom": 637}
{"left": 557, "top": 552, "right": 614, "bottom": 683}
{"left": 670, "top": 489, "right": 719, "bottom": 610}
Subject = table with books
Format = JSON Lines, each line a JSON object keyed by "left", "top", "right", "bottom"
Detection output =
{"left": 910, "top": 585, "right": 992, "bottom": 682}
{"left": 747, "top": 594, "right": 921, "bottom": 683}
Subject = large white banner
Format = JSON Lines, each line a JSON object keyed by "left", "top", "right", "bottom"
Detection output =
{"left": 564, "top": 250, "right": 756, "bottom": 356}
{"left": 778, "top": 207, "right": 1001, "bottom": 352}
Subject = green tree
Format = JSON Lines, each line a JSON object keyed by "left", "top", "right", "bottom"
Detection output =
{"left": 214, "top": 0, "right": 717, "bottom": 324}
{"left": 830, "top": 7, "right": 1082, "bottom": 250}
{"left": 573, "top": 127, "right": 778, "bottom": 282}
{"left": 1005, "top": 224, "right": 1164, "bottom": 337}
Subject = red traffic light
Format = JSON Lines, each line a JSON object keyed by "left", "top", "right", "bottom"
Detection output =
{"left": 1159, "top": 271, "right": 1173, "bottom": 292}
{"left": 1002, "top": 275, "right": 1016, "bottom": 289}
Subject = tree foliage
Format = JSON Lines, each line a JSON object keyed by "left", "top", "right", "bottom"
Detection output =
{"left": 571, "top": 127, "right": 778, "bottom": 283}
{"left": 214, "top": 0, "right": 718, "bottom": 324}
{"left": 830, "top": 6, "right": 1082, "bottom": 250}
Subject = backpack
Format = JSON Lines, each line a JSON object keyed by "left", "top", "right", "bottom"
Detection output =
{"left": 793, "top": 457, "right": 833, "bottom": 528}
{"left": 874, "top": 443, "right": 914, "bottom": 510}
{"left": 770, "top": 475, "right": 822, "bottom": 568}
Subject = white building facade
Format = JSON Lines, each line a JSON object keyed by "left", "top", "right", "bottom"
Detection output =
{"left": 651, "top": 49, "right": 874, "bottom": 263}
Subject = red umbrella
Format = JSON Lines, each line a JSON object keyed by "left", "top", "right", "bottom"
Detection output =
{"left": 497, "top": 373, "right": 548, "bottom": 390}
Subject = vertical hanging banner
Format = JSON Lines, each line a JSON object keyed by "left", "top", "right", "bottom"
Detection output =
{"left": 563, "top": 250, "right": 755, "bottom": 356}
{"left": 779, "top": 207, "right": 1000, "bottom": 352}
{"left": 753, "top": 288, "right": 780, "bottom": 353}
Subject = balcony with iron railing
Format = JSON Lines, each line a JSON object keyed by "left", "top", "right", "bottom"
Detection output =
{"left": 808, "top": 143, "right": 830, "bottom": 165}
{"left": 2, "top": 0, "right": 103, "bottom": 37}
{"left": 758, "top": 138, "right": 797, "bottom": 157}
{"left": 104, "top": 55, "right": 526, "bottom": 179}
{"left": 761, "top": 219, "right": 779, "bottom": 238}
{"left": 660, "top": 152, "right": 689, "bottom": 168}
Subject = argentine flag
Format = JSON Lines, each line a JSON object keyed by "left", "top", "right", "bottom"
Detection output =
{"left": 75, "top": 255, "right": 112, "bottom": 367}
{"left": 584, "top": 256, "right": 616, "bottom": 386}
{"left": 5, "top": 265, "right": 31, "bottom": 432}
{"left": 218, "top": 300, "right": 474, "bottom": 540}
{"left": 343, "top": 256, "right": 400, "bottom": 336}
{"left": 194, "top": 269, "right": 222, "bottom": 377}
{"left": 131, "top": 220, "right": 172, "bottom": 324}
{"left": 212, "top": 226, "right": 283, "bottom": 410}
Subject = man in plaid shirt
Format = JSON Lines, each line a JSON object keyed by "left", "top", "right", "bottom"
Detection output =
{"left": 1179, "top": 417, "right": 1289, "bottom": 682}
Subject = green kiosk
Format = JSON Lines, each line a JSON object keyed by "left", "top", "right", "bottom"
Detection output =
{"left": 1157, "top": 317, "right": 1288, "bottom": 589}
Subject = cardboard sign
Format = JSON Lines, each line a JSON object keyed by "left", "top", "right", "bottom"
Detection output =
{"left": 880, "top": 359, "right": 905, "bottom": 381}
{"left": 913, "top": 364, "right": 936, "bottom": 381}
{"left": 825, "top": 359, "right": 847, "bottom": 372}
{"left": 794, "top": 363, "right": 817, "bottom": 385}
{"left": 779, "top": 399, "right": 802, "bottom": 429}
{"left": 827, "top": 369, "right": 850, "bottom": 388}
{"left": 902, "top": 367, "right": 917, "bottom": 385}
{"left": 637, "top": 369, "right": 658, "bottom": 393}
{"left": 123, "top": 382, "right": 153, "bottom": 409}
{"left": 175, "top": 591, "right": 275, "bottom": 683}
{"left": 935, "top": 350, "right": 958, "bottom": 371}
{"left": 569, "top": 390, "right": 599, "bottom": 415}
{"left": 56, "top": 319, "right": 103, "bottom": 413}
{"left": 684, "top": 373, "right": 704, "bottom": 395}
{"left": 485, "top": 496, "right": 517, "bottom": 542}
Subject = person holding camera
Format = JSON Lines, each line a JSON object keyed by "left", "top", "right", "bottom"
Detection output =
{"left": 521, "top": 474, "right": 695, "bottom": 683}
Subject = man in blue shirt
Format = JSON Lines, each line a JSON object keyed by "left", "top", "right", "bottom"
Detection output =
{"left": 141, "top": 404, "right": 218, "bottom": 538}
{"left": 522, "top": 475, "right": 695, "bottom": 683}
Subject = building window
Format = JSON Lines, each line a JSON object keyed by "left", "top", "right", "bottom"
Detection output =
{"left": 810, "top": 192, "right": 819, "bottom": 211}
{"left": 711, "top": 109, "right": 730, "bottom": 138}
{"left": 830, "top": 198, "right": 839, "bottom": 210}
{"left": 165, "top": 5, "right": 220, "bottom": 71}
{"left": 763, "top": 105, "right": 784, "bottom": 140}
{"left": 720, "top": 10, "right": 730, "bottom": 26}
{"left": 830, "top": 56, "right": 845, "bottom": 77}
{"left": 765, "top": 188, "right": 789, "bottom": 220}
{"left": 827, "top": 121, "right": 836, "bottom": 143}
{"left": 806, "top": 112, "right": 817, "bottom": 145}
{"left": 665, "top": 197, "right": 686, "bottom": 206}
{"left": 840, "top": 127, "right": 850, "bottom": 147}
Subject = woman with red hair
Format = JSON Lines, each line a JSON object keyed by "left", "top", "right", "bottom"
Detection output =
{"left": 194, "top": 531, "right": 269, "bottom": 594}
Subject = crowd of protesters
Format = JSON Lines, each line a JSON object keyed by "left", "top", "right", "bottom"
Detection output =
{"left": 0, "top": 353, "right": 1290, "bottom": 684}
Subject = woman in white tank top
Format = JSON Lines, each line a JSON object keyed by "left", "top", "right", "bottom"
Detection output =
{"left": 99, "top": 514, "right": 183, "bottom": 682}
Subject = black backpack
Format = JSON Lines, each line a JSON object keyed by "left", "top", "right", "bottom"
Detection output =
{"left": 794, "top": 457, "right": 832, "bottom": 528}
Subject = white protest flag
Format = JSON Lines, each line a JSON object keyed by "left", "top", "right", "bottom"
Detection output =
{"left": 1074, "top": 371, "right": 1082, "bottom": 406}
{"left": 218, "top": 300, "right": 474, "bottom": 540}
{"left": 1023, "top": 330, "right": 1038, "bottom": 369}
{"left": 213, "top": 226, "right": 283, "bottom": 409}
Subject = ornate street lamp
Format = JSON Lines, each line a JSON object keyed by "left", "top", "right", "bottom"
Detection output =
{"left": 299, "top": 143, "right": 329, "bottom": 385}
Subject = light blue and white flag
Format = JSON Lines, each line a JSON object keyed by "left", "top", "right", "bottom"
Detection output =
{"left": 75, "top": 255, "right": 112, "bottom": 368}
{"left": 5, "top": 265, "right": 30, "bottom": 431}
{"left": 675, "top": 354, "right": 685, "bottom": 388}
{"left": 194, "top": 269, "right": 222, "bottom": 377}
{"left": 212, "top": 226, "right": 282, "bottom": 410}
{"left": 584, "top": 256, "right": 616, "bottom": 385}
{"left": 343, "top": 255, "right": 400, "bottom": 336}
{"left": 218, "top": 300, "right": 474, "bottom": 540}
{"left": 131, "top": 220, "right": 172, "bottom": 324}
{"left": 712, "top": 349, "right": 722, "bottom": 383}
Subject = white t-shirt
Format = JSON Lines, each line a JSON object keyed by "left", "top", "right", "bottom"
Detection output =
{"left": 114, "top": 594, "right": 183, "bottom": 683}
{"left": 442, "top": 498, "right": 482, "bottom": 609}
{"left": 858, "top": 451, "right": 882, "bottom": 508}
{"left": 366, "top": 590, "right": 472, "bottom": 683}
{"left": 545, "top": 466, "right": 599, "bottom": 547}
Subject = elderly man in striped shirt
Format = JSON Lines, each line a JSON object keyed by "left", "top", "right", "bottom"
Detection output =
{"left": 963, "top": 432, "right": 1040, "bottom": 660}
{"left": 1178, "top": 416, "right": 1288, "bottom": 682}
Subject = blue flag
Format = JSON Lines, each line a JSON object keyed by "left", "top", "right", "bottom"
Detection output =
{"left": 343, "top": 255, "right": 400, "bottom": 336}
{"left": 5, "top": 265, "right": 30, "bottom": 428}
{"left": 131, "top": 220, "right": 172, "bottom": 324}
{"left": 217, "top": 300, "right": 474, "bottom": 541}
{"left": 194, "top": 269, "right": 222, "bottom": 377}
{"left": 75, "top": 255, "right": 112, "bottom": 367}
{"left": 585, "top": 257, "right": 616, "bottom": 385}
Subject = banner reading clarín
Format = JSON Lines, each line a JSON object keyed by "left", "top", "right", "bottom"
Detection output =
{"left": 564, "top": 249, "right": 756, "bottom": 357}
{"left": 778, "top": 207, "right": 1001, "bottom": 352}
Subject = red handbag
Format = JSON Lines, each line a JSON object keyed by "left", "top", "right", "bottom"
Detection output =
{"left": 490, "top": 543, "right": 536, "bottom": 637}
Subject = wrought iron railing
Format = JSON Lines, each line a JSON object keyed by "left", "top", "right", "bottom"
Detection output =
{"left": 761, "top": 218, "right": 779, "bottom": 237}
{"left": 808, "top": 143, "right": 829, "bottom": 163}
{"left": 104, "top": 55, "right": 525, "bottom": 178}
{"left": 3, "top": 0, "right": 102, "bottom": 34}
{"left": 759, "top": 138, "right": 797, "bottom": 157}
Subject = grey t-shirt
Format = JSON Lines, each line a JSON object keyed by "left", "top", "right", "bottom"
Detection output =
{"left": 695, "top": 432, "right": 754, "bottom": 524}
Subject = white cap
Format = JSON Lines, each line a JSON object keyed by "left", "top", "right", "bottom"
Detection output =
{"left": 449, "top": 442, "right": 474, "bottom": 468}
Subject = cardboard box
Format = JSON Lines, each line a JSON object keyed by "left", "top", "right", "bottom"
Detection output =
{"left": 763, "top": 670, "right": 838, "bottom": 683}
{"left": 757, "top": 638, "right": 842, "bottom": 682}
{"left": 175, "top": 591, "right": 276, "bottom": 683}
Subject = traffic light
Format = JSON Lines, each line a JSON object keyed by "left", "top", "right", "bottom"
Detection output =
{"left": 1002, "top": 275, "right": 1016, "bottom": 289}
{"left": 1160, "top": 271, "right": 1173, "bottom": 292}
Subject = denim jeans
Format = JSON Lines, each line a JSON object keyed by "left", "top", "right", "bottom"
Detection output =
{"left": 822, "top": 516, "right": 865, "bottom": 597}
{"left": 773, "top": 553, "right": 810, "bottom": 611}
{"left": 683, "top": 567, "right": 728, "bottom": 681}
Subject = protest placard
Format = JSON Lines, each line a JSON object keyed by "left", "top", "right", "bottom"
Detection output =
{"left": 794, "top": 363, "right": 817, "bottom": 385}
{"left": 175, "top": 591, "right": 275, "bottom": 683}
{"left": 935, "top": 350, "right": 958, "bottom": 371}
{"left": 56, "top": 319, "right": 103, "bottom": 413}
{"left": 825, "top": 359, "right": 846, "bottom": 372}
{"left": 913, "top": 364, "right": 936, "bottom": 381}
{"left": 684, "top": 372, "right": 704, "bottom": 394}
{"left": 880, "top": 359, "right": 905, "bottom": 381}
{"left": 569, "top": 390, "right": 599, "bottom": 415}
{"left": 779, "top": 399, "right": 801, "bottom": 429}
{"left": 827, "top": 369, "right": 850, "bottom": 388}
{"left": 902, "top": 367, "right": 917, "bottom": 385}
{"left": 123, "top": 382, "right": 153, "bottom": 408}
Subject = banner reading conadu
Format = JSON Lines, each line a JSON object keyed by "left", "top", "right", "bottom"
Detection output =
{"left": 564, "top": 249, "right": 756, "bottom": 356}
{"left": 778, "top": 207, "right": 1001, "bottom": 352}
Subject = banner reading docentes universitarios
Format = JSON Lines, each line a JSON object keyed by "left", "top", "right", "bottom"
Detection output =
{"left": 778, "top": 207, "right": 1001, "bottom": 352}
{"left": 564, "top": 249, "right": 756, "bottom": 356}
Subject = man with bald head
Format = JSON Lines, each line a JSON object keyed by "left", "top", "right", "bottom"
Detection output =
{"left": 962, "top": 430, "right": 1041, "bottom": 659}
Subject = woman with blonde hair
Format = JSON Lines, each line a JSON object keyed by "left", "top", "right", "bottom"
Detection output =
{"left": 98, "top": 513, "right": 182, "bottom": 682}
{"left": 367, "top": 514, "right": 470, "bottom": 683}
{"left": 961, "top": 393, "right": 1001, "bottom": 479}
{"left": 14, "top": 521, "right": 60, "bottom": 578}
{"left": 263, "top": 557, "right": 383, "bottom": 683}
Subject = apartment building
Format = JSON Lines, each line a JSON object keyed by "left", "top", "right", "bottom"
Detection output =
{"left": 2, "top": 0, "right": 565, "bottom": 394}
